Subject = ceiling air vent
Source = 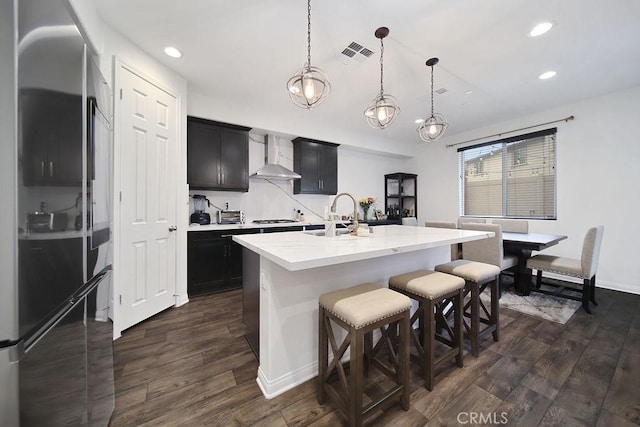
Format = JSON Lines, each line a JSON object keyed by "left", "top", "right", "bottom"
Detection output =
{"left": 341, "top": 48, "right": 356, "bottom": 58}
{"left": 339, "top": 41, "right": 374, "bottom": 65}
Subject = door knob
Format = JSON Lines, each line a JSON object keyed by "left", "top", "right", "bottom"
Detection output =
{"left": 169, "top": 226, "right": 177, "bottom": 232}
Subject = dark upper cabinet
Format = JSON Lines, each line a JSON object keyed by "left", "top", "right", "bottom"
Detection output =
{"left": 187, "top": 116, "right": 250, "bottom": 192}
{"left": 292, "top": 137, "right": 339, "bottom": 195}
{"left": 21, "top": 89, "right": 83, "bottom": 187}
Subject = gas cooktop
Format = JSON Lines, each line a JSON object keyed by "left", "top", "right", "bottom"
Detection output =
{"left": 252, "top": 219, "right": 298, "bottom": 224}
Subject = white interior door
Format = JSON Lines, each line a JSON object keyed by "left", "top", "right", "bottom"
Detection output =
{"left": 117, "top": 65, "right": 178, "bottom": 331}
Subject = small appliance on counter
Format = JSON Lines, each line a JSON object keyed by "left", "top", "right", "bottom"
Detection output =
{"left": 190, "top": 194, "right": 212, "bottom": 225}
{"left": 217, "top": 210, "right": 245, "bottom": 224}
{"left": 27, "top": 212, "right": 67, "bottom": 232}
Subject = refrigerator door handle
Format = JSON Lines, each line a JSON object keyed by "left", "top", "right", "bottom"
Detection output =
{"left": 4, "top": 340, "right": 25, "bottom": 363}
{"left": 71, "top": 266, "right": 111, "bottom": 304}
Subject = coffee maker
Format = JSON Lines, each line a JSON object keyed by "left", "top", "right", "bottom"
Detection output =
{"left": 190, "top": 194, "right": 211, "bottom": 225}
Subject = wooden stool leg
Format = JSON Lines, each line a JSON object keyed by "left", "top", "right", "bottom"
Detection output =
{"left": 491, "top": 278, "right": 500, "bottom": 342}
{"left": 590, "top": 275, "right": 598, "bottom": 306}
{"left": 400, "top": 310, "right": 410, "bottom": 410}
{"left": 317, "top": 306, "right": 327, "bottom": 404}
{"left": 349, "top": 328, "right": 363, "bottom": 427}
{"left": 469, "top": 282, "right": 480, "bottom": 357}
{"left": 455, "top": 288, "right": 464, "bottom": 367}
{"left": 424, "top": 300, "right": 435, "bottom": 391}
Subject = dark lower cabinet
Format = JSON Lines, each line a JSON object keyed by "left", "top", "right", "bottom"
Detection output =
{"left": 18, "top": 237, "right": 84, "bottom": 334}
{"left": 188, "top": 231, "right": 244, "bottom": 296}
{"left": 187, "top": 226, "right": 314, "bottom": 297}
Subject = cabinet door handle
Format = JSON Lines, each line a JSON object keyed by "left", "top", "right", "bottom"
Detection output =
{"left": 49, "top": 161, "right": 54, "bottom": 177}
{"left": 320, "top": 180, "right": 324, "bottom": 190}
{"left": 41, "top": 161, "right": 45, "bottom": 177}
{"left": 221, "top": 173, "right": 224, "bottom": 184}
{"left": 169, "top": 226, "right": 177, "bottom": 232}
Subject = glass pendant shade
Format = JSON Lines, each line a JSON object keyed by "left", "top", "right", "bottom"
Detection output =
{"left": 287, "top": 65, "right": 331, "bottom": 109}
{"left": 418, "top": 113, "right": 448, "bottom": 141}
{"left": 286, "top": 0, "right": 330, "bottom": 110}
{"left": 364, "top": 93, "right": 400, "bottom": 129}
{"left": 364, "top": 27, "right": 399, "bottom": 129}
{"left": 417, "top": 57, "right": 448, "bottom": 142}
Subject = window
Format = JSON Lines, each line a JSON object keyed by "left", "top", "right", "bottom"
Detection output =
{"left": 458, "top": 128, "right": 557, "bottom": 219}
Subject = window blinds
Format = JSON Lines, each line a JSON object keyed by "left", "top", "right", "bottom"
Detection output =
{"left": 458, "top": 128, "right": 557, "bottom": 219}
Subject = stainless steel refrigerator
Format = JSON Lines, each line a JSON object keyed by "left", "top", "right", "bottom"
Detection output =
{"left": 0, "top": 0, "right": 115, "bottom": 425}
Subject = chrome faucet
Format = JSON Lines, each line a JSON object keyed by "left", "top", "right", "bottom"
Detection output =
{"left": 330, "top": 192, "right": 359, "bottom": 235}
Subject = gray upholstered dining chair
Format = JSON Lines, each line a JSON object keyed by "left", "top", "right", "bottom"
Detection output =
{"left": 526, "top": 225, "right": 604, "bottom": 314}
{"left": 435, "top": 223, "right": 517, "bottom": 356}
{"left": 459, "top": 222, "right": 519, "bottom": 277}
{"left": 457, "top": 217, "right": 486, "bottom": 228}
{"left": 490, "top": 219, "right": 528, "bottom": 234}
{"left": 401, "top": 217, "right": 418, "bottom": 226}
{"left": 425, "top": 221, "right": 459, "bottom": 260}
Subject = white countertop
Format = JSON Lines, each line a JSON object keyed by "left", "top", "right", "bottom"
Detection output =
{"left": 233, "top": 225, "right": 493, "bottom": 271}
{"left": 19, "top": 230, "right": 83, "bottom": 240}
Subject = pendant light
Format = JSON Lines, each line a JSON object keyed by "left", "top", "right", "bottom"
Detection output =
{"left": 286, "top": 0, "right": 330, "bottom": 109}
{"left": 417, "top": 57, "right": 448, "bottom": 141}
{"left": 364, "top": 27, "right": 400, "bottom": 129}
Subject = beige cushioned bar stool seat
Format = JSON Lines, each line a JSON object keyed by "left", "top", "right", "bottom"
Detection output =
{"left": 435, "top": 259, "right": 501, "bottom": 357}
{"left": 389, "top": 270, "right": 465, "bottom": 390}
{"left": 318, "top": 283, "right": 411, "bottom": 426}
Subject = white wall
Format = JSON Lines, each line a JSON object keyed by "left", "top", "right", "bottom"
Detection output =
{"left": 408, "top": 85, "right": 640, "bottom": 294}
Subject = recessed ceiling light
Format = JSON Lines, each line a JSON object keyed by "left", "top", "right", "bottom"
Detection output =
{"left": 465, "top": 90, "right": 473, "bottom": 95}
{"left": 529, "top": 22, "right": 553, "bottom": 37}
{"left": 539, "top": 71, "right": 557, "bottom": 80}
{"left": 415, "top": 118, "right": 424, "bottom": 124}
{"left": 164, "top": 46, "right": 182, "bottom": 58}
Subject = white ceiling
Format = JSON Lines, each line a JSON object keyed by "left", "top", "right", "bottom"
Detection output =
{"left": 94, "top": 0, "right": 640, "bottom": 150}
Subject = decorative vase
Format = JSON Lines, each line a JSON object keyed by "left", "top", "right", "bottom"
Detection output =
{"left": 362, "top": 206, "right": 369, "bottom": 221}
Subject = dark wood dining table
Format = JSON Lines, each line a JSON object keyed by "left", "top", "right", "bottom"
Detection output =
{"left": 502, "top": 232, "right": 568, "bottom": 295}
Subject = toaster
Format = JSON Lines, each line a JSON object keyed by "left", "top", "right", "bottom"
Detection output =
{"left": 27, "top": 212, "right": 68, "bottom": 232}
{"left": 217, "top": 210, "right": 245, "bottom": 224}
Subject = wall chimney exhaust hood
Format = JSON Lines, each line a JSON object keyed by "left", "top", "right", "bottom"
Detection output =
{"left": 251, "top": 134, "right": 301, "bottom": 180}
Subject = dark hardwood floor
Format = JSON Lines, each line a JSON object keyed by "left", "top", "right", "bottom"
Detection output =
{"left": 109, "top": 287, "right": 640, "bottom": 426}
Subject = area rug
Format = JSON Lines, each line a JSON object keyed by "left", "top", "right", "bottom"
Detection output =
{"left": 498, "top": 289, "right": 581, "bottom": 324}
{"left": 481, "top": 285, "right": 581, "bottom": 324}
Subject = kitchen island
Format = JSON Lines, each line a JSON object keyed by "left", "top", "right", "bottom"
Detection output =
{"left": 233, "top": 224, "right": 492, "bottom": 399}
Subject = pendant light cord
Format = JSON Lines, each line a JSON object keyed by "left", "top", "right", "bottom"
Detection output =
{"left": 379, "top": 37, "right": 385, "bottom": 97}
{"left": 306, "top": 0, "right": 312, "bottom": 68}
{"left": 430, "top": 65, "right": 435, "bottom": 116}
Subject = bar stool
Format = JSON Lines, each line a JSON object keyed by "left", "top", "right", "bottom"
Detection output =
{"left": 318, "top": 283, "right": 411, "bottom": 426}
{"left": 389, "top": 270, "right": 465, "bottom": 390}
{"left": 434, "top": 260, "right": 500, "bottom": 357}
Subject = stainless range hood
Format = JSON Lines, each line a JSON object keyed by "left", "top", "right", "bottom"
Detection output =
{"left": 251, "top": 134, "right": 301, "bottom": 180}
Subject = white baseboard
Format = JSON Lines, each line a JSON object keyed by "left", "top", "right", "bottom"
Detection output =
{"left": 257, "top": 362, "right": 317, "bottom": 400}
{"left": 94, "top": 308, "right": 109, "bottom": 322}
{"left": 174, "top": 293, "right": 189, "bottom": 307}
